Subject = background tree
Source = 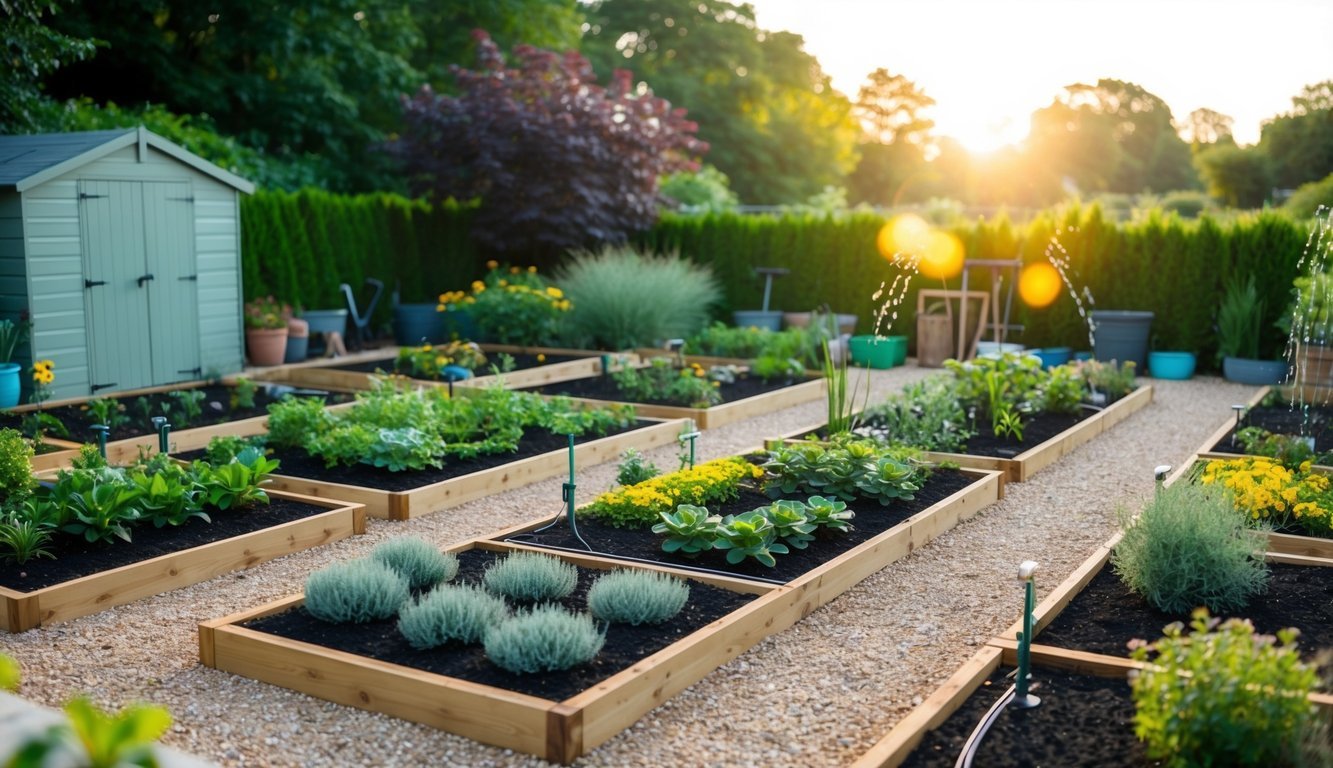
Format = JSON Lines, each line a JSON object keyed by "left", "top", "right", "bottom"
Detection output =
{"left": 1194, "top": 144, "right": 1272, "bottom": 208}
{"left": 388, "top": 31, "right": 706, "bottom": 258}
{"left": 581, "top": 0, "right": 859, "bottom": 204}
{"left": 1183, "top": 108, "right": 1235, "bottom": 146}
{"left": 0, "top": 0, "right": 96, "bottom": 132}
{"left": 1258, "top": 80, "right": 1333, "bottom": 190}
{"left": 847, "top": 68, "right": 934, "bottom": 207}
{"left": 409, "top": 0, "right": 584, "bottom": 89}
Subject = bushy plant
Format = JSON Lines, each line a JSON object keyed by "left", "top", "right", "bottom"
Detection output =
{"left": 370, "top": 537, "right": 459, "bottom": 590}
{"left": 1234, "top": 426, "right": 1331, "bottom": 469}
{"left": 231, "top": 376, "right": 258, "bottom": 410}
{"left": 482, "top": 552, "right": 578, "bottom": 603}
{"left": 584, "top": 456, "right": 763, "bottom": 528}
{"left": 1111, "top": 482, "right": 1270, "bottom": 613}
{"left": 555, "top": 246, "right": 722, "bottom": 350}
{"left": 467, "top": 263, "right": 570, "bottom": 346}
{"left": 1130, "top": 611, "right": 1319, "bottom": 767}
{"left": 394, "top": 341, "right": 488, "bottom": 378}
{"left": 615, "top": 448, "right": 661, "bottom": 487}
{"left": 686, "top": 322, "right": 820, "bottom": 367}
{"left": 859, "top": 376, "right": 974, "bottom": 452}
{"left": 397, "top": 585, "right": 508, "bottom": 649}
{"left": 304, "top": 559, "right": 409, "bottom": 624}
{"left": 244, "top": 296, "right": 290, "bottom": 329}
{"left": 0, "top": 514, "right": 53, "bottom": 564}
{"left": 1078, "top": 359, "right": 1137, "bottom": 400}
{"left": 205, "top": 435, "right": 267, "bottom": 466}
{"left": 483, "top": 605, "right": 605, "bottom": 675}
{"left": 587, "top": 570, "right": 689, "bottom": 626}
{"left": 612, "top": 358, "right": 723, "bottom": 408}
{"left": 762, "top": 438, "right": 926, "bottom": 506}
{"left": 0, "top": 427, "right": 34, "bottom": 503}
{"left": 86, "top": 397, "right": 129, "bottom": 433}
{"left": 714, "top": 510, "right": 788, "bottom": 567}
{"left": 1035, "top": 363, "right": 1086, "bottom": 415}
{"left": 265, "top": 396, "right": 333, "bottom": 448}
{"left": 804, "top": 495, "right": 854, "bottom": 532}
{"left": 1217, "top": 274, "right": 1265, "bottom": 361}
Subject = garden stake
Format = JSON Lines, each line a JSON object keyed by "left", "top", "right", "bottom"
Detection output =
{"left": 1012, "top": 560, "right": 1041, "bottom": 710}
{"left": 600, "top": 354, "right": 610, "bottom": 380}
{"left": 1230, "top": 404, "right": 1246, "bottom": 446}
{"left": 679, "top": 419, "right": 700, "bottom": 469}
{"left": 151, "top": 416, "right": 171, "bottom": 454}
{"left": 90, "top": 424, "right": 109, "bottom": 460}
{"left": 504, "top": 434, "right": 591, "bottom": 551}
{"left": 1154, "top": 464, "right": 1172, "bottom": 490}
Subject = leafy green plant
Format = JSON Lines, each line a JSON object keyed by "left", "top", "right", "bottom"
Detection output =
{"left": 651, "top": 504, "right": 721, "bottom": 556}
{"left": 27, "top": 696, "right": 174, "bottom": 768}
{"left": 230, "top": 376, "right": 258, "bottom": 410}
{"left": 370, "top": 537, "right": 458, "bottom": 590}
{"left": 0, "top": 514, "right": 53, "bottom": 564}
{"left": 822, "top": 338, "right": 869, "bottom": 437}
{"left": 554, "top": 246, "right": 722, "bottom": 350}
{"left": 0, "top": 652, "right": 16, "bottom": 691}
{"left": 859, "top": 376, "right": 975, "bottom": 452}
{"left": 614, "top": 448, "right": 661, "bottom": 487}
{"left": 129, "top": 469, "right": 207, "bottom": 529}
{"left": 713, "top": 510, "right": 787, "bottom": 567}
{"left": 587, "top": 570, "right": 689, "bottom": 626}
{"left": 21, "top": 410, "right": 70, "bottom": 442}
{"left": 265, "top": 396, "right": 333, "bottom": 448}
{"left": 685, "top": 322, "right": 820, "bottom": 367}
{"left": 1035, "top": 363, "right": 1086, "bottom": 415}
{"left": 466, "top": 264, "right": 570, "bottom": 346}
{"left": 70, "top": 444, "right": 107, "bottom": 470}
{"left": 60, "top": 481, "right": 144, "bottom": 545}
{"left": 304, "top": 559, "right": 409, "bottom": 624}
{"left": 394, "top": 341, "right": 488, "bottom": 378}
{"left": 358, "top": 427, "right": 448, "bottom": 472}
{"left": 762, "top": 438, "right": 926, "bottom": 506}
{"left": 482, "top": 552, "right": 578, "bottom": 602}
{"left": 1111, "top": 482, "right": 1270, "bottom": 613}
{"left": 1079, "top": 359, "right": 1137, "bottom": 400}
{"left": 205, "top": 435, "right": 268, "bottom": 465}
{"left": 1234, "top": 426, "right": 1330, "bottom": 468}
{"left": 397, "top": 585, "right": 508, "bottom": 649}
{"left": 85, "top": 397, "right": 129, "bottom": 433}
{"left": 984, "top": 369, "right": 1025, "bottom": 441}
{"left": 1130, "top": 611, "right": 1318, "bottom": 767}
{"left": 804, "top": 495, "right": 854, "bottom": 533}
{"left": 761, "top": 499, "right": 817, "bottom": 550}
{"left": 198, "top": 459, "right": 272, "bottom": 510}
{"left": 612, "top": 358, "right": 722, "bottom": 408}
{"left": 0, "top": 427, "right": 33, "bottom": 503}
{"left": 751, "top": 354, "right": 804, "bottom": 382}
{"left": 166, "top": 389, "right": 205, "bottom": 427}
{"left": 483, "top": 605, "right": 605, "bottom": 675}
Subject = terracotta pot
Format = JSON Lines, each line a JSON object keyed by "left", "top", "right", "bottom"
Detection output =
{"left": 246, "top": 327, "right": 289, "bottom": 366}
{"left": 1292, "top": 342, "right": 1333, "bottom": 388}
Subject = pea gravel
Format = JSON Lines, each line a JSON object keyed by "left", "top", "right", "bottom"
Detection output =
{"left": 0, "top": 369, "right": 1260, "bottom": 767}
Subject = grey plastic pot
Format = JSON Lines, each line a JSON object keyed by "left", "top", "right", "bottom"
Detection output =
{"left": 1091, "top": 310, "right": 1154, "bottom": 369}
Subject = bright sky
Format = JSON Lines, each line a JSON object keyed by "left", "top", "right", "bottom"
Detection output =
{"left": 744, "top": 0, "right": 1333, "bottom": 152}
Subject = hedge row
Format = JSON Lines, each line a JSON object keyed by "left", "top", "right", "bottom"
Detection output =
{"left": 240, "top": 191, "right": 1311, "bottom": 362}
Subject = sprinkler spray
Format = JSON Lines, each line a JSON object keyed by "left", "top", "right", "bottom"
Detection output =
{"left": 1012, "top": 560, "right": 1041, "bottom": 710}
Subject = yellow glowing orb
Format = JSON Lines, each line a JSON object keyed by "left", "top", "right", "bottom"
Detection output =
{"left": 1019, "top": 262, "right": 1063, "bottom": 308}
{"left": 918, "top": 231, "right": 965, "bottom": 279}
{"left": 877, "top": 214, "right": 931, "bottom": 261}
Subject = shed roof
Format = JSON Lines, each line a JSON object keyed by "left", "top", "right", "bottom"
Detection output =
{"left": 0, "top": 126, "right": 255, "bottom": 194}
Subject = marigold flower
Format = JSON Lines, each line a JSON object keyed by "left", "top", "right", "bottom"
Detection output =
{"left": 486, "top": 260, "right": 499, "bottom": 269}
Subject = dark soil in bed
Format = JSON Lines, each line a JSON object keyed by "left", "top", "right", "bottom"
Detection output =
{"left": 1036, "top": 563, "right": 1333, "bottom": 660}
{"left": 856, "top": 410, "right": 1086, "bottom": 459}
{"left": 519, "top": 373, "right": 808, "bottom": 408}
{"left": 332, "top": 352, "right": 580, "bottom": 377}
{"left": 506, "top": 468, "right": 978, "bottom": 583}
{"left": 0, "top": 384, "right": 351, "bottom": 444}
{"left": 899, "top": 665, "right": 1158, "bottom": 767}
{"left": 175, "top": 421, "right": 653, "bottom": 493}
{"left": 243, "top": 547, "right": 757, "bottom": 701}
{"left": 1207, "top": 403, "right": 1333, "bottom": 454}
{"left": 0, "top": 496, "right": 335, "bottom": 591}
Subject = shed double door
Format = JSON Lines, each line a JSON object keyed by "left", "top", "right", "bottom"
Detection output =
{"left": 79, "top": 180, "right": 200, "bottom": 393}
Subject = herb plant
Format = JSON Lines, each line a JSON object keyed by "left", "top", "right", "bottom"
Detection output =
{"left": 614, "top": 447, "right": 661, "bottom": 486}
{"left": 166, "top": 389, "right": 205, "bottom": 427}
{"left": 231, "top": 376, "right": 258, "bottom": 410}
{"left": 1078, "top": 358, "right": 1136, "bottom": 400}
{"left": 587, "top": 570, "right": 689, "bottom": 626}
{"left": 762, "top": 438, "right": 926, "bottom": 506}
{"left": 859, "top": 377, "right": 974, "bottom": 452}
{"left": 483, "top": 605, "right": 605, "bottom": 674}
{"left": 612, "top": 358, "right": 722, "bottom": 408}
{"left": 0, "top": 427, "right": 33, "bottom": 503}
{"left": 304, "top": 559, "right": 409, "bottom": 624}
{"left": 482, "top": 552, "right": 578, "bottom": 602}
{"left": 398, "top": 586, "right": 508, "bottom": 649}
{"left": 1130, "top": 611, "right": 1318, "bottom": 767}
{"left": 0, "top": 514, "right": 53, "bottom": 564}
{"left": 1234, "top": 426, "right": 1331, "bottom": 468}
{"left": 86, "top": 397, "right": 129, "bottom": 433}
{"left": 371, "top": 537, "right": 458, "bottom": 590}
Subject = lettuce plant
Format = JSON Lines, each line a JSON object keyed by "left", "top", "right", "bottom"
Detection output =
{"left": 762, "top": 499, "right": 817, "bottom": 550}
{"left": 651, "top": 504, "right": 720, "bottom": 556}
{"left": 713, "top": 510, "right": 787, "bottom": 567}
{"left": 804, "top": 496, "right": 854, "bottom": 533}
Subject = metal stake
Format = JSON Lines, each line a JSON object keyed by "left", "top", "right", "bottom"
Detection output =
{"left": 505, "top": 434, "right": 590, "bottom": 551}
{"left": 91, "top": 424, "right": 109, "bottom": 460}
{"left": 1230, "top": 404, "right": 1246, "bottom": 446}
{"left": 151, "top": 416, "right": 171, "bottom": 455}
{"left": 1012, "top": 560, "right": 1041, "bottom": 709}
{"left": 679, "top": 419, "right": 701, "bottom": 469}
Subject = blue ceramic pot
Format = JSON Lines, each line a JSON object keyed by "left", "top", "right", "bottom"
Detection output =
{"left": 1033, "top": 347, "right": 1072, "bottom": 369}
{"left": 1148, "top": 351, "right": 1196, "bottom": 380}
{"left": 1222, "top": 357, "right": 1288, "bottom": 385}
{"left": 0, "top": 363, "right": 18, "bottom": 408}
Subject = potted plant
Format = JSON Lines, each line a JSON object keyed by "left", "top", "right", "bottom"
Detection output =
{"left": 732, "top": 267, "right": 787, "bottom": 332}
{"left": 244, "top": 296, "right": 290, "bottom": 366}
{"left": 1284, "top": 272, "right": 1333, "bottom": 388}
{"left": 0, "top": 317, "right": 30, "bottom": 408}
{"left": 1218, "top": 275, "right": 1287, "bottom": 384}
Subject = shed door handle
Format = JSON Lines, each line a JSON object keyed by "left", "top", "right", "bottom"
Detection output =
{"left": 84, "top": 279, "right": 106, "bottom": 288}
{"left": 137, "top": 273, "right": 155, "bottom": 287}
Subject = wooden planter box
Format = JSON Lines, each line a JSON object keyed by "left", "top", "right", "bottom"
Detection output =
{"left": 0, "top": 491, "right": 366, "bottom": 633}
{"left": 779, "top": 385, "right": 1153, "bottom": 484}
{"left": 200, "top": 540, "right": 816, "bottom": 764}
{"left": 265, "top": 345, "right": 639, "bottom": 394}
{"left": 29, "top": 437, "right": 84, "bottom": 472}
{"left": 264, "top": 418, "right": 687, "bottom": 521}
{"left": 513, "top": 374, "right": 828, "bottom": 431}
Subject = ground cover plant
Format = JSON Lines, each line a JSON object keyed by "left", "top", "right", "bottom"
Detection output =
{"left": 1196, "top": 456, "right": 1333, "bottom": 538}
{"left": 263, "top": 378, "right": 635, "bottom": 472}
{"left": 684, "top": 323, "right": 822, "bottom": 368}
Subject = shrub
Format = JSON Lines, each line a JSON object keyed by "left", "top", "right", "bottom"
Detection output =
{"left": 370, "top": 537, "right": 459, "bottom": 590}
{"left": 1130, "top": 611, "right": 1318, "bottom": 767}
{"left": 0, "top": 428, "right": 34, "bottom": 503}
{"left": 466, "top": 263, "right": 570, "bottom": 346}
{"left": 397, "top": 586, "right": 509, "bottom": 649}
{"left": 483, "top": 605, "right": 605, "bottom": 674}
{"left": 1111, "top": 482, "right": 1270, "bottom": 613}
{"left": 587, "top": 570, "right": 689, "bottom": 625}
{"left": 265, "top": 396, "right": 332, "bottom": 449}
{"left": 482, "top": 552, "right": 578, "bottom": 602}
{"left": 612, "top": 358, "right": 723, "bottom": 408}
{"left": 555, "top": 246, "right": 722, "bottom": 349}
{"left": 304, "top": 559, "right": 409, "bottom": 624}
{"left": 860, "top": 376, "right": 974, "bottom": 452}
{"left": 584, "top": 456, "right": 764, "bottom": 528}
{"left": 1284, "top": 172, "right": 1333, "bottom": 220}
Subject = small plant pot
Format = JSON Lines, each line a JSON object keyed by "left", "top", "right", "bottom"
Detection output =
{"left": 284, "top": 334, "right": 310, "bottom": 363}
{"left": 299, "top": 309, "right": 348, "bottom": 336}
{"left": 1091, "top": 310, "right": 1154, "bottom": 368}
{"left": 0, "top": 363, "right": 20, "bottom": 408}
{"left": 732, "top": 310, "right": 783, "bottom": 332}
{"left": 1147, "top": 350, "right": 1196, "bottom": 380}
{"left": 394, "top": 303, "right": 446, "bottom": 346}
{"left": 1222, "top": 356, "right": 1289, "bottom": 385}
{"left": 848, "top": 335, "right": 906, "bottom": 369}
{"left": 246, "top": 327, "right": 289, "bottom": 367}
{"left": 1033, "top": 347, "right": 1072, "bottom": 369}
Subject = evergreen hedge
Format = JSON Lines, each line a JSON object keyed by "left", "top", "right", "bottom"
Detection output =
{"left": 240, "top": 192, "right": 1310, "bottom": 363}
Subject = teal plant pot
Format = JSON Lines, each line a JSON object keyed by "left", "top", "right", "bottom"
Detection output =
{"left": 732, "top": 310, "right": 783, "bottom": 332}
{"left": 394, "top": 304, "right": 445, "bottom": 346}
{"left": 439, "top": 306, "right": 477, "bottom": 341}
{"left": 1091, "top": 310, "right": 1154, "bottom": 369}
{"left": 284, "top": 335, "right": 309, "bottom": 363}
{"left": 0, "top": 363, "right": 19, "bottom": 408}
{"left": 1222, "top": 357, "right": 1288, "bottom": 385}
{"left": 300, "top": 309, "right": 348, "bottom": 336}
{"left": 1033, "top": 347, "right": 1072, "bottom": 369}
{"left": 848, "top": 335, "right": 906, "bottom": 369}
{"left": 1148, "top": 351, "right": 1196, "bottom": 380}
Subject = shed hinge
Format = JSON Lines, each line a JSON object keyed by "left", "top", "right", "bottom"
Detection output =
{"left": 177, "top": 367, "right": 202, "bottom": 377}
{"left": 84, "top": 279, "right": 106, "bottom": 289}
{"left": 167, "top": 196, "right": 195, "bottom": 202}
{"left": 78, "top": 193, "right": 107, "bottom": 200}
{"left": 90, "top": 382, "right": 118, "bottom": 392}
{"left": 179, "top": 275, "right": 198, "bottom": 281}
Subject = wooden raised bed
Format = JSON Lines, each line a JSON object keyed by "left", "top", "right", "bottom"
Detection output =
{"left": 29, "top": 437, "right": 83, "bottom": 472}
{"left": 0, "top": 490, "right": 366, "bottom": 633}
{"left": 511, "top": 373, "right": 828, "bottom": 431}
{"left": 264, "top": 345, "right": 639, "bottom": 393}
{"left": 264, "top": 417, "right": 687, "bottom": 520}
{"left": 200, "top": 539, "right": 814, "bottom": 764}
{"left": 780, "top": 384, "right": 1153, "bottom": 484}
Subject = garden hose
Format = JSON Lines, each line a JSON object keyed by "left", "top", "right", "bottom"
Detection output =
{"left": 954, "top": 682, "right": 1016, "bottom": 768}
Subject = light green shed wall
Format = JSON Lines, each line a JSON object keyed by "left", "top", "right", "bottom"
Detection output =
{"left": 19, "top": 144, "right": 244, "bottom": 399}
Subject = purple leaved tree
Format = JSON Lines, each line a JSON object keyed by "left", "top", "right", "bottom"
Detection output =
{"left": 389, "top": 30, "right": 707, "bottom": 257}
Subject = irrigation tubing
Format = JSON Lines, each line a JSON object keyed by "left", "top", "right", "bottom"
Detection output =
{"left": 954, "top": 683, "right": 1017, "bottom": 768}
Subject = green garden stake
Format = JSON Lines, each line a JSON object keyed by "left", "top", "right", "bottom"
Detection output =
{"left": 1230, "top": 404, "right": 1246, "bottom": 447}
{"left": 90, "top": 424, "right": 109, "bottom": 460}
{"left": 1012, "top": 560, "right": 1041, "bottom": 709}
{"left": 151, "top": 416, "right": 171, "bottom": 455}
{"left": 502, "top": 434, "right": 590, "bottom": 551}
{"left": 600, "top": 354, "right": 610, "bottom": 380}
{"left": 678, "top": 419, "right": 701, "bottom": 469}
{"left": 1155, "top": 464, "right": 1172, "bottom": 491}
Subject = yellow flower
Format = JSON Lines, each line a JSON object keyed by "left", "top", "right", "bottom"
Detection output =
{"left": 436, "top": 304, "right": 446, "bottom": 312}
{"left": 546, "top": 287, "right": 563, "bottom": 299}
{"left": 486, "top": 260, "right": 499, "bottom": 269}
{"left": 527, "top": 266, "right": 537, "bottom": 273}
{"left": 422, "top": 344, "right": 432, "bottom": 352}
{"left": 472, "top": 280, "right": 486, "bottom": 292}
{"left": 498, "top": 279, "right": 508, "bottom": 287}
{"left": 509, "top": 266, "right": 520, "bottom": 274}
{"left": 536, "top": 354, "right": 546, "bottom": 362}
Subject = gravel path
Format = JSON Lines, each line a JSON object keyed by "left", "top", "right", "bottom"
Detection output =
{"left": 0, "top": 370, "right": 1261, "bottom": 767}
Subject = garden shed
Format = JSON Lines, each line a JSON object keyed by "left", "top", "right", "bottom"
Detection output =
{"left": 0, "top": 126, "right": 254, "bottom": 399}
